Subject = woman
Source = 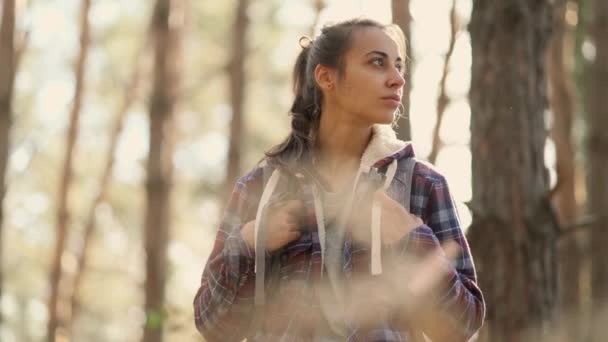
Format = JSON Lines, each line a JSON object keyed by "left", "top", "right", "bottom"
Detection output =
{"left": 194, "top": 18, "right": 485, "bottom": 342}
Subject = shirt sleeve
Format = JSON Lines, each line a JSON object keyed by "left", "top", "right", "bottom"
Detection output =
{"left": 193, "top": 178, "right": 259, "bottom": 342}
{"left": 402, "top": 174, "right": 486, "bottom": 341}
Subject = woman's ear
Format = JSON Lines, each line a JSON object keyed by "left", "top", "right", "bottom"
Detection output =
{"left": 314, "top": 64, "right": 336, "bottom": 92}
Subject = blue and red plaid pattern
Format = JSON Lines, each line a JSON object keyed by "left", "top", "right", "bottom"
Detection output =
{"left": 194, "top": 145, "right": 485, "bottom": 341}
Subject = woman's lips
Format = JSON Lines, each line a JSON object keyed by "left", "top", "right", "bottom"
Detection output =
{"left": 381, "top": 95, "right": 401, "bottom": 106}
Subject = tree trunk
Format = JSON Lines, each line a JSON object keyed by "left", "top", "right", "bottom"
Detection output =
{"left": 47, "top": 0, "right": 91, "bottom": 340}
{"left": 68, "top": 41, "right": 149, "bottom": 333}
{"left": 547, "top": 1, "right": 582, "bottom": 340}
{"left": 548, "top": 0, "right": 578, "bottom": 230}
{"left": 428, "top": 0, "right": 458, "bottom": 164}
{"left": 588, "top": 0, "right": 608, "bottom": 340}
{"left": 391, "top": 0, "right": 413, "bottom": 141}
{"left": 143, "top": 0, "right": 182, "bottom": 341}
{"left": 224, "top": 0, "right": 249, "bottom": 201}
{"left": 0, "top": 0, "right": 16, "bottom": 325}
{"left": 467, "top": 1, "right": 560, "bottom": 341}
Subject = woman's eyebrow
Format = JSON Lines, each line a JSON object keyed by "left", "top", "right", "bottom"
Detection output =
{"left": 365, "top": 50, "right": 403, "bottom": 62}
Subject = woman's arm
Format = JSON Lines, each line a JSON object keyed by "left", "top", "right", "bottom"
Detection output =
{"left": 193, "top": 179, "right": 259, "bottom": 342}
{"left": 401, "top": 174, "right": 486, "bottom": 341}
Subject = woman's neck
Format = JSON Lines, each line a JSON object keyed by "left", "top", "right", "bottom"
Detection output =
{"left": 315, "top": 108, "right": 373, "bottom": 175}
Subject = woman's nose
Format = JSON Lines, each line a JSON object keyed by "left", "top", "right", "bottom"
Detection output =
{"left": 388, "top": 68, "right": 406, "bottom": 88}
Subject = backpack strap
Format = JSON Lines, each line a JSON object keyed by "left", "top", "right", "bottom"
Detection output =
{"left": 402, "top": 157, "right": 417, "bottom": 212}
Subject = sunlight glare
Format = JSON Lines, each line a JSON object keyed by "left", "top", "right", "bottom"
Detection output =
{"left": 440, "top": 100, "right": 471, "bottom": 145}
{"left": 90, "top": 1, "right": 121, "bottom": 30}
{"left": 545, "top": 138, "right": 557, "bottom": 189}
{"left": 276, "top": 1, "right": 315, "bottom": 28}
{"left": 114, "top": 112, "right": 148, "bottom": 185}
{"left": 9, "top": 142, "right": 33, "bottom": 174}
{"left": 435, "top": 145, "right": 472, "bottom": 202}
{"left": 445, "top": 34, "right": 472, "bottom": 98}
{"left": 36, "top": 80, "right": 73, "bottom": 131}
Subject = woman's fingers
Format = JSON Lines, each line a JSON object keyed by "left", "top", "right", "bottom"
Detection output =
{"left": 407, "top": 240, "right": 462, "bottom": 296}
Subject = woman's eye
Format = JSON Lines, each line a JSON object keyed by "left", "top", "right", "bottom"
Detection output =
{"left": 371, "top": 58, "right": 384, "bottom": 66}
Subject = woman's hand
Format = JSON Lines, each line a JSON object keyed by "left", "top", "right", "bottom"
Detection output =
{"left": 350, "top": 190, "right": 423, "bottom": 246}
{"left": 374, "top": 190, "right": 423, "bottom": 245}
{"left": 241, "top": 199, "right": 305, "bottom": 253}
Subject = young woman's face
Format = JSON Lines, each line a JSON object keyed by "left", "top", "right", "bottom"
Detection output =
{"left": 330, "top": 27, "right": 406, "bottom": 125}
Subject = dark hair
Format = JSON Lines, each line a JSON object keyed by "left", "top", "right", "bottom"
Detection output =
{"left": 264, "top": 18, "right": 406, "bottom": 170}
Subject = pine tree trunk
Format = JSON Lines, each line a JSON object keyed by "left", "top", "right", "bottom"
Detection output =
{"left": 224, "top": 0, "right": 249, "bottom": 202}
{"left": 391, "top": 0, "right": 412, "bottom": 141}
{"left": 547, "top": 1, "right": 582, "bottom": 340}
{"left": 143, "top": 0, "right": 182, "bottom": 341}
{"left": 588, "top": 0, "right": 608, "bottom": 340}
{"left": 0, "top": 0, "right": 16, "bottom": 326}
{"left": 548, "top": 0, "right": 578, "bottom": 231}
{"left": 47, "top": 0, "right": 91, "bottom": 340}
{"left": 467, "top": 1, "right": 560, "bottom": 341}
{"left": 428, "top": 0, "right": 458, "bottom": 164}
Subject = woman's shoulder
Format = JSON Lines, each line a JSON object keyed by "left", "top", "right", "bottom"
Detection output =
{"left": 233, "top": 158, "right": 277, "bottom": 190}
{"left": 395, "top": 156, "right": 447, "bottom": 187}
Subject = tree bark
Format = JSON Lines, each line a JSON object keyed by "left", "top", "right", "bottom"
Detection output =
{"left": 428, "top": 0, "right": 459, "bottom": 164}
{"left": 391, "top": 0, "right": 413, "bottom": 141}
{"left": 0, "top": 0, "right": 16, "bottom": 325}
{"left": 47, "top": 0, "right": 91, "bottom": 340}
{"left": 143, "top": 0, "right": 182, "bottom": 341}
{"left": 224, "top": 0, "right": 249, "bottom": 202}
{"left": 587, "top": 0, "right": 608, "bottom": 340}
{"left": 467, "top": 1, "right": 560, "bottom": 341}
{"left": 548, "top": 1, "right": 578, "bottom": 227}
{"left": 547, "top": 1, "right": 582, "bottom": 340}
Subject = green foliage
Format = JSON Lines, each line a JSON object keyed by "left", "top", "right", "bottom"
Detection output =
{"left": 146, "top": 308, "right": 166, "bottom": 330}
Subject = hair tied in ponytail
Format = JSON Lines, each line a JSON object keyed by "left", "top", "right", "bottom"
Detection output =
{"left": 298, "top": 36, "right": 314, "bottom": 49}
{"left": 266, "top": 18, "right": 390, "bottom": 169}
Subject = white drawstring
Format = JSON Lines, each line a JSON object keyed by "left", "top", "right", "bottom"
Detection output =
{"left": 253, "top": 169, "right": 281, "bottom": 306}
{"left": 312, "top": 184, "right": 326, "bottom": 277}
{"left": 254, "top": 169, "right": 282, "bottom": 273}
{"left": 370, "top": 160, "right": 399, "bottom": 275}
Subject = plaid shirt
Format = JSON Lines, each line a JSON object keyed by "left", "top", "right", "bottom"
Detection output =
{"left": 194, "top": 145, "right": 485, "bottom": 341}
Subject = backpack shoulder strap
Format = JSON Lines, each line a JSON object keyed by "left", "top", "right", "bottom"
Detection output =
{"left": 402, "top": 157, "right": 417, "bottom": 212}
{"left": 261, "top": 159, "right": 273, "bottom": 186}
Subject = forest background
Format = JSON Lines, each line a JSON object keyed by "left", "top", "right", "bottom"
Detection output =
{"left": 0, "top": 0, "right": 606, "bottom": 341}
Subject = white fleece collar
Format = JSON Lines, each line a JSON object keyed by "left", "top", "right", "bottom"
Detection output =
{"left": 359, "top": 124, "right": 409, "bottom": 172}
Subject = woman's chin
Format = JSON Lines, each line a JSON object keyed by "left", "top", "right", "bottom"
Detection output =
{"left": 375, "top": 112, "right": 397, "bottom": 125}
{"left": 358, "top": 111, "right": 397, "bottom": 126}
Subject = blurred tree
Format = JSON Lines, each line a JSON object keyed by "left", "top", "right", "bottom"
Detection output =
{"left": 143, "top": 0, "right": 183, "bottom": 341}
{"left": 546, "top": 1, "right": 582, "bottom": 340}
{"left": 67, "top": 39, "right": 150, "bottom": 333}
{"left": 224, "top": 0, "right": 250, "bottom": 203}
{"left": 467, "top": 1, "right": 560, "bottom": 341}
{"left": 0, "top": 0, "right": 16, "bottom": 325}
{"left": 428, "top": 0, "right": 459, "bottom": 164}
{"left": 391, "top": 0, "right": 412, "bottom": 141}
{"left": 47, "top": 0, "right": 92, "bottom": 340}
{"left": 587, "top": 0, "right": 608, "bottom": 340}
